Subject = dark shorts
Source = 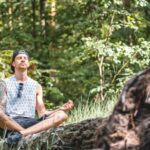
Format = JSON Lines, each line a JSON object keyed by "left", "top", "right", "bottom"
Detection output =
{"left": 0, "top": 115, "right": 48, "bottom": 137}
{"left": 13, "top": 116, "right": 41, "bottom": 128}
{"left": 13, "top": 114, "right": 48, "bottom": 128}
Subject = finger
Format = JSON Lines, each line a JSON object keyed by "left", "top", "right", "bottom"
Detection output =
{"left": 68, "top": 100, "right": 73, "bottom": 104}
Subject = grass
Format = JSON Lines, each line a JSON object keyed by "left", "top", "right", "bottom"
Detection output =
{"left": 65, "top": 96, "right": 118, "bottom": 125}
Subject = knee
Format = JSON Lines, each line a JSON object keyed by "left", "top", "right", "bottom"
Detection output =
{"left": 56, "top": 111, "right": 68, "bottom": 122}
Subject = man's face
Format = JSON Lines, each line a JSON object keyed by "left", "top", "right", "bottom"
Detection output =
{"left": 12, "top": 54, "right": 29, "bottom": 71}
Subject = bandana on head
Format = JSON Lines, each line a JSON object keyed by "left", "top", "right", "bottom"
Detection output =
{"left": 12, "top": 50, "right": 29, "bottom": 62}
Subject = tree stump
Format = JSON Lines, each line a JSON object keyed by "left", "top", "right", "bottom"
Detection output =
{"left": 95, "top": 67, "right": 150, "bottom": 150}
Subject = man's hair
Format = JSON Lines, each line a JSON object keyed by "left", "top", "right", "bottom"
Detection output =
{"left": 11, "top": 50, "right": 29, "bottom": 73}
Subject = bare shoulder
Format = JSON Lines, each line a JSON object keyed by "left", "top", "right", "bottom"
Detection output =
{"left": 36, "top": 83, "right": 42, "bottom": 95}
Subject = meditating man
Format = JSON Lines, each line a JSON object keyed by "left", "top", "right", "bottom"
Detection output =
{"left": 0, "top": 50, "right": 74, "bottom": 144}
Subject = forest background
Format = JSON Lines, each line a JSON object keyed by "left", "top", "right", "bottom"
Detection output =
{"left": 0, "top": 0, "right": 149, "bottom": 116}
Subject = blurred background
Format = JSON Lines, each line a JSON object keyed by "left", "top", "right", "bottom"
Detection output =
{"left": 0, "top": 0, "right": 149, "bottom": 120}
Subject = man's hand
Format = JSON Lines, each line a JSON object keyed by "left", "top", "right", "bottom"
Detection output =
{"left": 60, "top": 100, "right": 74, "bottom": 112}
{"left": 44, "top": 100, "right": 74, "bottom": 116}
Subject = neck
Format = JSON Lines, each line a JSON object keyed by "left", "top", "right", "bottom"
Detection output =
{"left": 14, "top": 70, "right": 28, "bottom": 82}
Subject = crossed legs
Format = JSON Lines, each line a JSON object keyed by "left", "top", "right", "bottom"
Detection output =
{"left": 0, "top": 110, "right": 68, "bottom": 136}
{"left": 0, "top": 111, "right": 24, "bottom": 131}
{"left": 20, "top": 110, "right": 68, "bottom": 136}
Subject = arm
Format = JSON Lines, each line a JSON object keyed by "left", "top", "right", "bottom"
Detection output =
{"left": 0, "top": 81, "right": 24, "bottom": 131}
{"left": 36, "top": 84, "right": 47, "bottom": 117}
{"left": 36, "top": 84, "right": 74, "bottom": 117}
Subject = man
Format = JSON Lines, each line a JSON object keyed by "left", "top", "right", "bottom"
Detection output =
{"left": 0, "top": 50, "right": 74, "bottom": 144}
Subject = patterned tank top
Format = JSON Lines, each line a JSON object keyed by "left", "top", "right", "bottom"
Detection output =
{"left": 3, "top": 75, "right": 38, "bottom": 118}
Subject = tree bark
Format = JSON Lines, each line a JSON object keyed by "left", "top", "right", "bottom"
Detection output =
{"left": 0, "top": 5, "right": 2, "bottom": 32}
{"left": 31, "top": 0, "right": 37, "bottom": 50}
{"left": 18, "top": 0, "right": 24, "bottom": 29}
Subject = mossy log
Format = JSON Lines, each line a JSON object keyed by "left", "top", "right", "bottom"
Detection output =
{"left": 0, "top": 117, "right": 106, "bottom": 150}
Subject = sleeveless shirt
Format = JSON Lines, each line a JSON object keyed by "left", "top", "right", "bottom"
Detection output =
{"left": 3, "top": 75, "right": 38, "bottom": 118}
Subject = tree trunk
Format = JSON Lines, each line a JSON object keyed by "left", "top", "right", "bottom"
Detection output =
{"left": 7, "top": 0, "right": 13, "bottom": 31}
{"left": 17, "top": 0, "right": 24, "bottom": 29}
{"left": 0, "top": 5, "right": 2, "bottom": 32}
{"left": 145, "top": 9, "right": 150, "bottom": 39}
{"left": 40, "top": 0, "right": 46, "bottom": 38}
{"left": 31, "top": 0, "right": 37, "bottom": 50}
{"left": 50, "top": 0, "right": 56, "bottom": 31}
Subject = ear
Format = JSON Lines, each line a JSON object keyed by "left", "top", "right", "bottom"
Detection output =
{"left": 12, "top": 62, "right": 15, "bottom": 68}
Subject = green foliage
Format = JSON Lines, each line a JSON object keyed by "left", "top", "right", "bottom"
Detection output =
{"left": 54, "top": 0, "right": 150, "bottom": 102}
{"left": 0, "top": 50, "right": 12, "bottom": 79}
{"left": 0, "top": 0, "right": 149, "bottom": 106}
{"left": 77, "top": 38, "right": 150, "bottom": 99}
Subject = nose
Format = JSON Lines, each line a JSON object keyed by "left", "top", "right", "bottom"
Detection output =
{"left": 21, "top": 58, "right": 25, "bottom": 62}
